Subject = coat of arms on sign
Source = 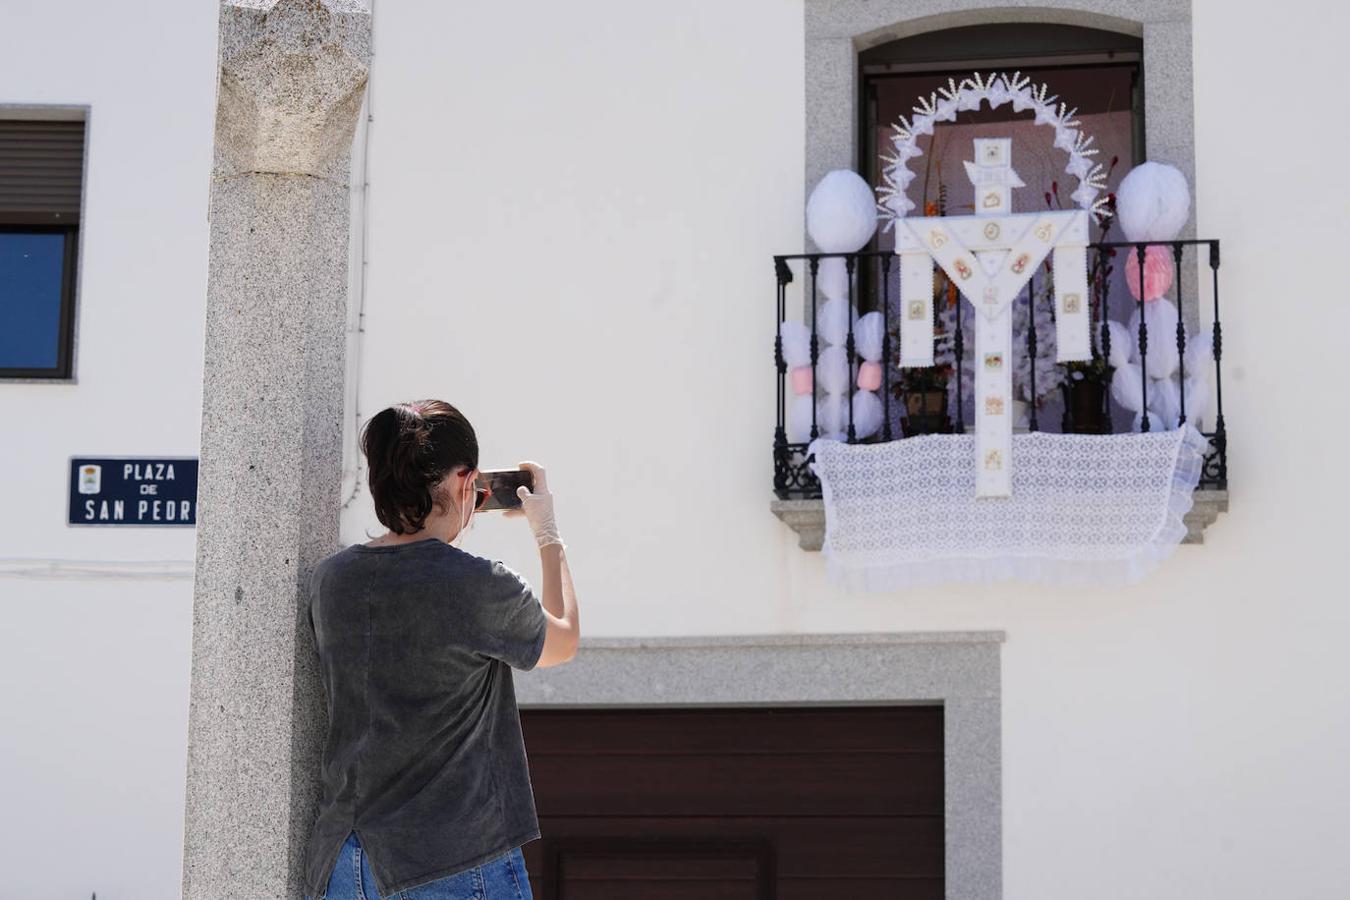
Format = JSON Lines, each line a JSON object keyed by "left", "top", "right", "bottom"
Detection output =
{"left": 79, "top": 464, "right": 101, "bottom": 494}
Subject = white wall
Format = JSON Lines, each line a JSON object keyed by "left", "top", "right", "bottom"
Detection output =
{"left": 353, "top": 2, "right": 1350, "bottom": 898}
{"left": 0, "top": 1, "right": 216, "bottom": 897}
{"left": 1, "top": 0, "right": 1346, "bottom": 898}
{"left": 346, "top": 0, "right": 809, "bottom": 636}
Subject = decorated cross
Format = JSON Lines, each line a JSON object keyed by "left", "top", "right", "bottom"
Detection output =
{"left": 897, "top": 137, "right": 1093, "bottom": 497}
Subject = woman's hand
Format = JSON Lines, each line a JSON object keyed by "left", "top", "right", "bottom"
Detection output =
{"left": 509, "top": 461, "right": 563, "bottom": 548}
{"left": 510, "top": 461, "right": 577, "bottom": 666}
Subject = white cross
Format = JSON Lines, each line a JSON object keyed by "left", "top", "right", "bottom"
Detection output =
{"left": 965, "top": 138, "right": 1023, "bottom": 494}
{"left": 896, "top": 138, "right": 1091, "bottom": 497}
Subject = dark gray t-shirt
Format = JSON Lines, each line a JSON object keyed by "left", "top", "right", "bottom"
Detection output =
{"left": 302, "top": 537, "right": 548, "bottom": 898}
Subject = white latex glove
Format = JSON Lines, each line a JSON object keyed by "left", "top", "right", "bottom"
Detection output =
{"left": 512, "top": 461, "right": 563, "bottom": 549}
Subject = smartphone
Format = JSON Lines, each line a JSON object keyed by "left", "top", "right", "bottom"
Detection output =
{"left": 475, "top": 468, "right": 534, "bottom": 511}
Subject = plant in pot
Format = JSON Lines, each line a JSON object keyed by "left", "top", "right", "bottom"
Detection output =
{"left": 1060, "top": 356, "right": 1113, "bottom": 433}
{"left": 895, "top": 358, "right": 956, "bottom": 435}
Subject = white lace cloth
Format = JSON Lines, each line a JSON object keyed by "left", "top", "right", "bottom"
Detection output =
{"left": 808, "top": 427, "right": 1207, "bottom": 589}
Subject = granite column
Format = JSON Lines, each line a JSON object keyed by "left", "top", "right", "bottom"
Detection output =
{"left": 183, "top": 2, "right": 370, "bottom": 897}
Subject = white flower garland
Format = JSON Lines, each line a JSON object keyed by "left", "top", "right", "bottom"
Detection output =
{"left": 877, "top": 71, "right": 1113, "bottom": 227}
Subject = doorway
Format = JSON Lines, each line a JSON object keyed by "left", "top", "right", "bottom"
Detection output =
{"left": 521, "top": 705, "right": 944, "bottom": 899}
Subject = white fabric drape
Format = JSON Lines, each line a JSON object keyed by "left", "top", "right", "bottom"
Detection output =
{"left": 808, "top": 427, "right": 1207, "bottom": 590}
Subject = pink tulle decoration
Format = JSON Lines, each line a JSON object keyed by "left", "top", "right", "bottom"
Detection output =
{"left": 1123, "top": 244, "right": 1175, "bottom": 302}
{"left": 790, "top": 366, "right": 814, "bottom": 395}
{"left": 856, "top": 361, "right": 882, "bottom": 391}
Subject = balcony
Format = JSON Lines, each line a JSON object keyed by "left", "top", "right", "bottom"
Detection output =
{"left": 770, "top": 240, "right": 1229, "bottom": 551}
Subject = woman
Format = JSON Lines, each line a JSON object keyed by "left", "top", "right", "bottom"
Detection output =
{"left": 302, "top": 399, "right": 580, "bottom": 900}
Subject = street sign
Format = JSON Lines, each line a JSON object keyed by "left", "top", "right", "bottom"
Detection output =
{"left": 68, "top": 456, "right": 198, "bottom": 527}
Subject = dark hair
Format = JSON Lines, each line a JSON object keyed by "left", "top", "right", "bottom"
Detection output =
{"left": 360, "top": 400, "right": 479, "bottom": 534}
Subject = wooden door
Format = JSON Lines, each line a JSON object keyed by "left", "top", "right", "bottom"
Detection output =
{"left": 519, "top": 706, "right": 944, "bottom": 899}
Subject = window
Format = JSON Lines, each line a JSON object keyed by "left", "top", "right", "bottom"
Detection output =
{"left": 777, "top": 10, "right": 1228, "bottom": 527}
{"left": 850, "top": 24, "right": 1149, "bottom": 436}
{"left": 859, "top": 23, "right": 1143, "bottom": 259}
{"left": 0, "top": 115, "right": 84, "bottom": 379}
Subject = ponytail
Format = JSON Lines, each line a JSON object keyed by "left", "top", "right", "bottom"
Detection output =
{"left": 360, "top": 400, "right": 479, "bottom": 534}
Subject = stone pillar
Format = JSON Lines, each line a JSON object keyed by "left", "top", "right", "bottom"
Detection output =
{"left": 182, "top": 2, "right": 370, "bottom": 898}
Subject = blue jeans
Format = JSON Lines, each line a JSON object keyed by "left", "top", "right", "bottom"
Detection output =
{"left": 308, "top": 831, "right": 533, "bottom": 900}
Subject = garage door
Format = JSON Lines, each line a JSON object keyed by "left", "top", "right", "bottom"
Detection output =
{"left": 519, "top": 705, "right": 943, "bottom": 899}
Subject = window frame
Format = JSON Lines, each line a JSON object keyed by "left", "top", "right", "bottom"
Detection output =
{"left": 0, "top": 223, "right": 80, "bottom": 379}
{"left": 802, "top": 3, "right": 1199, "bottom": 267}
{"left": 0, "top": 107, "right": 88, "bottom": 382}
{"left": 854, "top": 25, "right": 1146, "bottom": 311}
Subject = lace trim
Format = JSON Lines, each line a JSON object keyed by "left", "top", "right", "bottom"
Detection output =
{"left": 809, "top": 427, "right": 1207, "bottom": 590}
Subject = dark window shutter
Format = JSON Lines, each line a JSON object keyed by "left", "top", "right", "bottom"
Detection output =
{"left": 0, "top": 119, "right": 85, "bottom": 225}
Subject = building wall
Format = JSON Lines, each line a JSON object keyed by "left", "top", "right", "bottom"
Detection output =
{"left": 1, "top": 1, "right": 1346, "bottom": 898}
{"left": 0, "top": 2, "right": 216, "bottom": 899}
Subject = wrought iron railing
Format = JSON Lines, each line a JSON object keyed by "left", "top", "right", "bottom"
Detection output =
{"left": 773, "top": 239, "right": 1226, "bottom": 500}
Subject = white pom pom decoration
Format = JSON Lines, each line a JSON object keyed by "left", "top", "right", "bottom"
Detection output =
{"left": 1148, "top": 376, "right": 1181, "bottom": 428}
{"left": 854, "top": 312, "right": 885, "bottom": 362}
{"left": 817, "top": 256, "right": 850, "bottom": 301}
{"left": 816, "top": 345, "right": 851, "bottom": 395}
{"left": 817, "top": 392, "right": 848, "bottom": 436}
{"left": 1183, "top": 375, "right": 1211, "bottom": 426}
{"left": 779, "top": 320, "right": 811, "bottom": 368}
{"left": 1147, "top": 299, "right": 1181, "bottom": 379}
{"left": 816, "top": 297, "right": 857, "bottom": 346}
{"left": 1184, "top": 329, "right": 1212, "bottom": 376}
{"left": 787, "top": 395, "right": 814, "bottom": 443}
{"left": 1116, "top": 162, "right": 1191, "bottom": 242}
{"left": 1128, "top": 299, "right": 1180, "bottom": 379}
{"left": 851, "top": 390, "right": 883, "bottom": 440}
{"left": 1111, "top": 362, "right": 1144, "bottom": 413}
{"left": 806, "top": 170, "right": 878, "bottom": 253}
{"left": 1107, "top": 320, "right": 1133, "bottom": 369}
{"left": 1131, "top": 410, "right": 1166, "bottom": 434}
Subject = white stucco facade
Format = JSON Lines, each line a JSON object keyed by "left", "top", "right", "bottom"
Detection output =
{"left": 1, "top": 1, "right": 1346, "bottom": 898}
